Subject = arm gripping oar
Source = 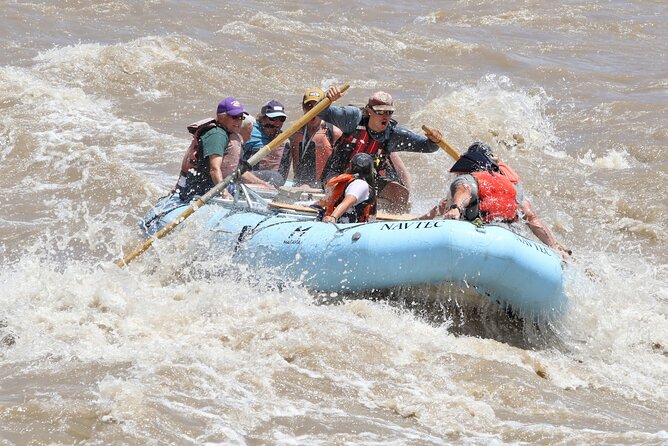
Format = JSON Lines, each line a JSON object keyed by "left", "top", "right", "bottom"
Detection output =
{"left": 420, "top": 125, "right": 572, "bottom": 260}
{"left": 115, "top": 83, "right": 350, "bottom": 268}
{"left": 421, "top": 125, "right": 460, "bottom": 161}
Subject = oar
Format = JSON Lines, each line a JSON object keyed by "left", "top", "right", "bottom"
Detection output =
{"left": 115, "top": 83, "right": 350, "bottom": 268}
{"left": 421, "top": 125, "right": 460, "bottom": 161}
{"left": 267, "top": 201, "right": 412, "bottom": 221}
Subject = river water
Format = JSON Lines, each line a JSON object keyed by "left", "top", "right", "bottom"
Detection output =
{"left": 1, "top": 1, "right": 667, "bottom": 444}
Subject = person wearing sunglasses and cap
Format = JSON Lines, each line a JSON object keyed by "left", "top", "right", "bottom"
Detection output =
{"left": 417, "top": 144, "right": 571, "bottom": 261}
{"left": 175, "top": 97, "right": 250, "bottom": 201}
{"left": 288, "top": 88, "right": 344, "bottom": 188}
{"left": 318, "top": 86, "right": 443, "bottom": 213}
{"left": 241, "top": 99, "right": 292, "bottom": 188}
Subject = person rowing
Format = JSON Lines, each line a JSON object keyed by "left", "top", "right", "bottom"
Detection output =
{"left": 322, "top": 153, "right": 377, "bottom": 224}
{"left": 289, "top": 88, "right": 343, "bottom": 188}
{"left": 417, "top": 144, "right": 572, "bottom": 261}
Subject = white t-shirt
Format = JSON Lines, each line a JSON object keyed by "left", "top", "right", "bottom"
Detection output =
{"left": 344, "top": 179, "right": 370, "bottom": 205}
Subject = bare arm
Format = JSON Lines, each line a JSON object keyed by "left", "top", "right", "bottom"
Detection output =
{"left": 520, "top": 199, "right": 571, "bottom": 261}
{"left": 416, "top": 198, "right": 448, "bottom": 220}
{"left": 417, "top": 183, "right": 472, "bottom": 220}
{"left": 208, "top": 155, "right": 224, "bottom": 184}
{"left": 388, "top": 152, "right": 411, "bottom": 191}
{"left": 323, "top": 194, "right": 358, "bottom": 223}
{"left": 240, "top": 171, "right": 275, "bottom": 189}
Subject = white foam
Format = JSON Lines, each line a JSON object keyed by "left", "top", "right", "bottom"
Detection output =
{"left": 579, "top": 148, "right": 632, "bottom": 169}
{"left": 413, "top": 74, "right": 564, "bottom": 156}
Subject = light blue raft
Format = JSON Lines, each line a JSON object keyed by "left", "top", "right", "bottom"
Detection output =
{"left": 141, "top": 185, "right": 567, "bottom": 320}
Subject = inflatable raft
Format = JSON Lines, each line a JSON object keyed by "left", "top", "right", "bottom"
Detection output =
{"left": 141, "top": 185, "right": 567, "bottom": 320}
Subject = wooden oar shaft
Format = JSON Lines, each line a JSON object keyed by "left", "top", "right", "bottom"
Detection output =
{"left": 246, "top": 84, "right": 349, "bottom": 167}
{"left": 421, "top": 125, "right": 460, "bottom": 161}
{"left": 268, "top": 201, "right": 412, "bottom": 222}
{"left": 115, "top": 83, "right": 350, "bottom": 268}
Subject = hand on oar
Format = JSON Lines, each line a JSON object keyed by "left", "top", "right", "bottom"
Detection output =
{"left": 115, "top": 82, "right": 350, "bottom": 268}
{"left": 422, "top": 126, "right": 444, "bottom": 144}
{"left": 421, "top": 125, "right": 460, "bottom": 160}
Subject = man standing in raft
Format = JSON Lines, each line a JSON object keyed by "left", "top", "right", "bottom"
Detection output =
{"left": 319, "top": 86, "right": 443, "bottom": 213}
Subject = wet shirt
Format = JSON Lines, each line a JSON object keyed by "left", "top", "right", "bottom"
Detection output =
{"left": 452, "top": 174, "right": 524, "bottom": 204}
{"left": 243, "top": 120, "right": 285, "bottom": 171}
{"left": 201, "top": 126, "right": 229, "bottom": 159}
{"left": 319, "top": 105, "right": 439, "bottom": 153}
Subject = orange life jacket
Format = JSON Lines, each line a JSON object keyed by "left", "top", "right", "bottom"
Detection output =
{"left": 324, "top": 174, "right": 375, "bottom": 223}
{"left": 471, "top": 171, "right": 518, "bottom": 222}
{"left": 497, "top": 160, "right": 520, "bottom": 184}
{"left": 291, "top": 122, "right": 336, "bottom": 185}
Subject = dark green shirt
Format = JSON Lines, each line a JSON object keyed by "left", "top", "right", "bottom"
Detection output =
{"left": 201, "top": 126, "right": 230, "bottom": 158}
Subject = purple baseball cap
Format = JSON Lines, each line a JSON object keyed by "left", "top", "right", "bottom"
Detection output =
{"left": 216, "top": 97, "right": 248, "bottom": 116}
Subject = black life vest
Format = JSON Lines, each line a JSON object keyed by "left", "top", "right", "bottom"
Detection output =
{"left": 175, "top": 118, "right": 230, "bottom": 201}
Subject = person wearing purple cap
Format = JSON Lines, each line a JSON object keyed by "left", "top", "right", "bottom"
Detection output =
{"left": 318, "top": 86, "right": 444, "bottom": 213}
{"left": 240, "top": 99, "right": 291, "bottom": 187}
{"left": 175, "top": 97, "right": 257, "bottom": 201}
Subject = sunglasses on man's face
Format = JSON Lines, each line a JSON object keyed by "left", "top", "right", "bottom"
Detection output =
{"left": 303, "top": 101, "right": 316, "bottom": 110}
{"left": 228, "top": 114, "right": 245, "bottom": 121}
{"left": 263, "top": 122, "right": 281, "bottom": 129}
{"left": 371, "top": 108, "right": 394, "bottom": 116}
{"left": 266, "top": 116, "right": 286, "bottom": 122}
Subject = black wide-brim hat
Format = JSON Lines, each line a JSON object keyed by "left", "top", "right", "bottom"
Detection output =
{"left": 450, "top": 152, "right": 499, "bottom": 173}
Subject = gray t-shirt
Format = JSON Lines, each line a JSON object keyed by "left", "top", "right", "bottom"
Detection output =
{"left": 451, "top": 174, "right": 524, "bottom": 204}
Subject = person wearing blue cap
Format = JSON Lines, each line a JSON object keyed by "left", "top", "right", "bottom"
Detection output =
{"left": 241, "top": 99, "right": 291, "bottom": 187}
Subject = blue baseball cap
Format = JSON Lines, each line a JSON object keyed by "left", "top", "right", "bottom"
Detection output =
{"left": 216, "top": 97, "right": 248, "bottom": 116}
{"left": 261, "top": 100, "right": 287, "bottom": 119}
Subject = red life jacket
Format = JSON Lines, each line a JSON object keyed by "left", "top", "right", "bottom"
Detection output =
{"left": 472, "top": 171, "right": 518, "bottom": 222}
{"left": 339, "top": 124, "right": 407, "bottom": 181}
{"left": 345, "top": 126, "right": 382, "bottom": 159}
{"left": 324, "top": 174, "right": 375, "bottom": 223}
{"left": 291, "top": 122, "right": 336, "bottom": 184}
{"left": 497, "top": 160, "right": 520, "bottom": 184}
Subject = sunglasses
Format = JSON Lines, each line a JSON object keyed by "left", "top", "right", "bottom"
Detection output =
{"left": 371, "top": 108, "right": 394, "bottom": 116}
{"left": 303, "top": 101, "right": 316, "bottom": 110}
{"left": 263, "top": 122, "right": 282, "bottom": 129}
{"left": 228, "top": 114, "right": 245, "bottom": 121}
{"left": 266, "top": 116, "right": 286, "bottom": 122}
